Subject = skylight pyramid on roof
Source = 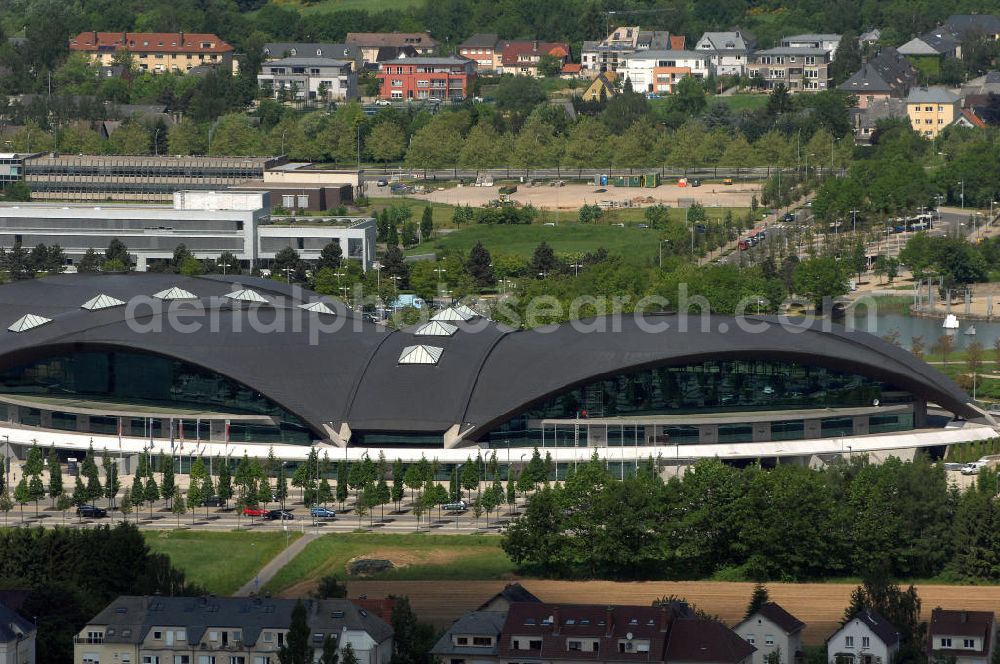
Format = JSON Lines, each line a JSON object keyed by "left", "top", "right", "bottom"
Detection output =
{"left": 298, "top": 301, "right": 336, "bottom": 315}
{"left": 81, "top": 294, "right": 126, "bottom": 310}
{"left": 431, "top": 307, "right": 472, "bottom": 322}
{"left": 8, "top": 313, "right": 52, "bottom": 333}
{"left": 153, "top": 287, "right": 197, "bottom": 300}
{"left": 224, "top": 289, "right": 268, "bottom": 303}
{"left": 414, "top": 321, "right": 457, "bottom": 337}
{"left": 398, "top": 344, "right": 444, "bottom": 365}
{"left": 451, "top": 304, "right": 480, "bottom": 319}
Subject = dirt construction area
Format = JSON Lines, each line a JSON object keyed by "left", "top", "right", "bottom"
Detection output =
{"left": 416, "top": 182, "right": 761, "bottom": 211}
{"left": 345, "top": 579, "right": 1000, "bottom": 644}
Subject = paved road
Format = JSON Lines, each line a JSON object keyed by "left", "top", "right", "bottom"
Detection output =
{"left": 235, "top": 532, "right": 319, "bottom": 597}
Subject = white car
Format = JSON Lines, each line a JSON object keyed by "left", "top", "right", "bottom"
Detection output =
{"left": 961, "top": 461, "right": 988, "bottom": 475}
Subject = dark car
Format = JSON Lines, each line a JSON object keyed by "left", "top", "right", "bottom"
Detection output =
{"left": 690, "top": 179, "right": 701, "bottom": 187}
{"left": 77, "top": 505, "right": 107, "bottom": 518}
{"left": 783, "top": 212, "right": 795, "bottom": 222}
{"left": 265, "top": 509, "right": 294, "bottom": 521}
{"left": 201, "top": 496, "right": 223, "bottom": 507}
{"left": 310, "top": 506, "right": 336, "bottom": 518}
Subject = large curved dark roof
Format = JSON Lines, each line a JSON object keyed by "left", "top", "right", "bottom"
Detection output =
{"left": 0, "top": 275, "right": 977, "bottom": 442}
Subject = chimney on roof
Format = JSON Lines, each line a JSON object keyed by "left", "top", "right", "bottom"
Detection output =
{"left": 658, "top": 604, "right": 670, "bottom": 633}
{"left": 552, "top": 607, "right": 561, "bottom": 635}
{"left": 533, "top": 40, "right": 539, "bottom": 52}
{"left": 179, "top": 31, "right": 185, "bottom": 46}
{"left": 93, "top": 31, "right": 98, "bottom": 45}
{"left": 962, "top": 612, "right": 968, "bottom": 623}
{"left": 606, "top": 607, "right": 614, "bottom": 638}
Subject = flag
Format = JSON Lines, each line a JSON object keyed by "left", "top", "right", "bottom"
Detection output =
{"left": 225, "top": 419, "right": 231, "bottom": 450}
{"left": 117, "top": 417, "right": 122, "bottom": 450}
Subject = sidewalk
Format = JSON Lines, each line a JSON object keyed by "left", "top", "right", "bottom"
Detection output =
{"left": 234, "top": 531, "right": 320, "bottom": 597}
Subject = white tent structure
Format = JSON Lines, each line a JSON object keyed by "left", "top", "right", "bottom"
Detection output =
{"left": 81, "top": 294, "right": 126, "bottom": 310}
{"left": 431, "top": 307, "right": 473, "bottom": 322}
{"left": 397, "top": 344, "right": 444, "bottom": 365}
{"left": 299, "top": 301, "right": 337, "bottom": 315}
{"left": 153, "top": 287, "right": 198, "bottom": 300}
{"left": 451, "top": 303, "right": 480, "bottom": 319}
{"left": 414, "top": 321, "right": 457, "bottom": 337}
{"left": 225, "top": 289, "right": 269, "bottom": 303}
{"left": 8, "top": 313, "right": 52, "bottom": 333}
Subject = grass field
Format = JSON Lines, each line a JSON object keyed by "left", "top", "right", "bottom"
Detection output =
{"left": 714, "top": 93, "right": 769, "bottom": 111}
{"left": 407, "top": 207, "right": 748, "bottom": 262}
{"left": 145, "top": 531, "right": 299, "bottom": 596}
{"left": 408, "top": 223, "right": 662, "bottom": 264}
{"left": 265, "top": 533, "right": 514, "bottom": 595}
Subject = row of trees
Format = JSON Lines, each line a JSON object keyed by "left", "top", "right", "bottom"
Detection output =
{"left": 503, "top": 453, "right": 992, "bottom": 583}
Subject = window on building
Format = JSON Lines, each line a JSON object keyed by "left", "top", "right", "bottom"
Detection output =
{"left": 297, "top": 195, "right": 309, "bottom": 208}
{"left": 154, "top": 631, "right": 163, "bottom": 640}
{"left": 529, "top": 640, "right": 542, "bottom": 650}
{"left": 229, "top": 658, "right": 246, "bottom": 664}
{"left": 198, "top": 657, "right": 216, "bottom": 664}
{"left": 82, "top": 656, "right": 100, "bottom": 664}
{"left": 174, "top": 657, "right": 191, "bottom": 664}
{"left": 512, "top": 640, "right": 521, "bottom": 649}
{"left": 282, "top": 195, "right": 295, "bottom": 208}
{"left": 747, "top": 634, "right": 756, "bottom": 645}
{"left": 941, "top": 639, "right": 953, "bottom": 648}
{"left": 845, "top": 637, "right": 855, "bottom": 648}
{"left": 143, "top": 658, "right": 160, "bottom": 664}
{"left": 862, "top": 637, "right": 870, "bottom": 648}
{"left": 568, "top": 641, "right": 582, "bottom": 651}
{"left": 456, "top": 637, "right": 468, "bottom": 645}
{"left": 964, "top": 640, "right": 975, "bottom": 648}
{"left": 472, "top": 637, "right": 491, "bottom": 646}
{"left": 765, "top": 635, "right": 775, "bottom": 646}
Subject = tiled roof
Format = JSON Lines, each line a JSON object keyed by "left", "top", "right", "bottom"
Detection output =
{"left": 839, "top": 609, "right": 900, "bottom": 647}
{"left": 82, "top": 596, "right": 392, "bottom": 647}
{"left": 69, "top": 32, "right": 233, "bottom": 54}
{"left": 907, "top": 86, "right": 959, "bottom": 103}
{"left": 496, "top": 601, "right": 752, "bottom": 664}
{"left": 460, "top": 33, "right": 500, "bottom": 49}
{"left": 755, "top": 603, "right": 806, "bottom": 634}
{"left": 346, "top": 32, "right": 438, "bottom": 48}
{"left": 929, "top": 608, "right": 994, "bottom": 656}
{"left": 263, "top": 43, "right": 359, "bottom": 60}
{"left": 0, "top": 602, "right": 34, "bottom": 645}
{"left": 476, "top": 583, "right": 542, "bottom": 609}
{"left": 501, "top": 41, "right": 570, "bottom": 66}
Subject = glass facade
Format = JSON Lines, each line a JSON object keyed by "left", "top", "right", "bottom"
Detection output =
{"left": 0, "top": 350, "right": 312, "bottom": 444}
{"left": 482, "top": 359, "right": 910, "bottom": 447}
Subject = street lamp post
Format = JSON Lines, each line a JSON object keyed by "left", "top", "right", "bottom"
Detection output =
{"left": 658, "top": 239, "right": 670, "bottom": 268}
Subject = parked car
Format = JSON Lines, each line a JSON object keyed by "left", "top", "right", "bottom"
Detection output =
{"left": 201, "top": 496, "right": 223, "bottom": 507}
{"left": 690, "top": 179, "right": 701, "bottom": 187}
{"left": 783, "top": 212, "right": 795, "bottom": 222}
{"left": 265, "top": 509, "right": 294, "bottom": 521}
{"left": 442, "top": 501, "right": 467, "bottom": 511}
{"left": 310, "top": 506, "right": 336, "bottom": 518}
{"left": 961, "top": 461, "right": 989, "bottom": 475}
{"left": 374, "top": 99, "right": 391, "bottom": 107}
{"left": 376, "top": 178, "right": 388, "bottom": 187}
{"left": 77, "top": 504, "right": 107, "bottom": 518}
{"left": 242, "top": 507, "right": 267, "bottom": 517}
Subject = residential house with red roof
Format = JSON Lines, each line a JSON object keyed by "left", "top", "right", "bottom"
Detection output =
{"left": 68, "top": 31, "right": 235, "bottom": 74}
{"left": 500, "top": 41, "right": 571, "bottom": 77}
{"left": 927, "top": 608, "right": 995, "bottom": 664}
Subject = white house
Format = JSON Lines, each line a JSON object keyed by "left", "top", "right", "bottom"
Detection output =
{"left": 927, "top": 609, "right": 996, "bottom": 664}
{"left": 622, "top": 49, "right": 711, "bottom": 95}
{"left": 734, "top": 602, "right": 805, "bottom": 664}
{"left": 780, "top": 34, "right": 842, "bottom": 59}
{"left": 827, "top": 609, "right": 900, "bottom": 664}
{"left": 258, "top": 56, "right": 358, "bottom": 101}
{"left": 695, "top": 31, "right": 754, "bottom": 76}
{"left": 0, "top": 602, "right": 35, "bottom": 664}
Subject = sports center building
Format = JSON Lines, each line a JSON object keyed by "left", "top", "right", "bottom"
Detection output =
{"left": 0, "top": 273, "right": 993, "bottom": 472}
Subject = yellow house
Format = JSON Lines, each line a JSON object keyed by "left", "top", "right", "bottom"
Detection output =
{"left": 68, "top": 31, "right": 235, "bottom": 74}
{"left": 584, "top": 71, "right": 618, "bottom": 101}
{"left": 906, "top": 86, "right": 960, "bottom": 138}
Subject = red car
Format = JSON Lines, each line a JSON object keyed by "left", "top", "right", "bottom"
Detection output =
{"left": 242, "top": 507, "right": 266, "bottom": 517}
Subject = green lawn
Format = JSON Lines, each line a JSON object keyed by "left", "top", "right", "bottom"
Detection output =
{"left": 264, "top": 533, "right": 514, "bottom": 594}
{"left": 145, "top": 531, "right": 299, "bottom": 596}
{"left": 714, "top": 93, "right": 769, "bottom": 112}
{"left": 408, "top": 207, "right": 748, "bottom": 262}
